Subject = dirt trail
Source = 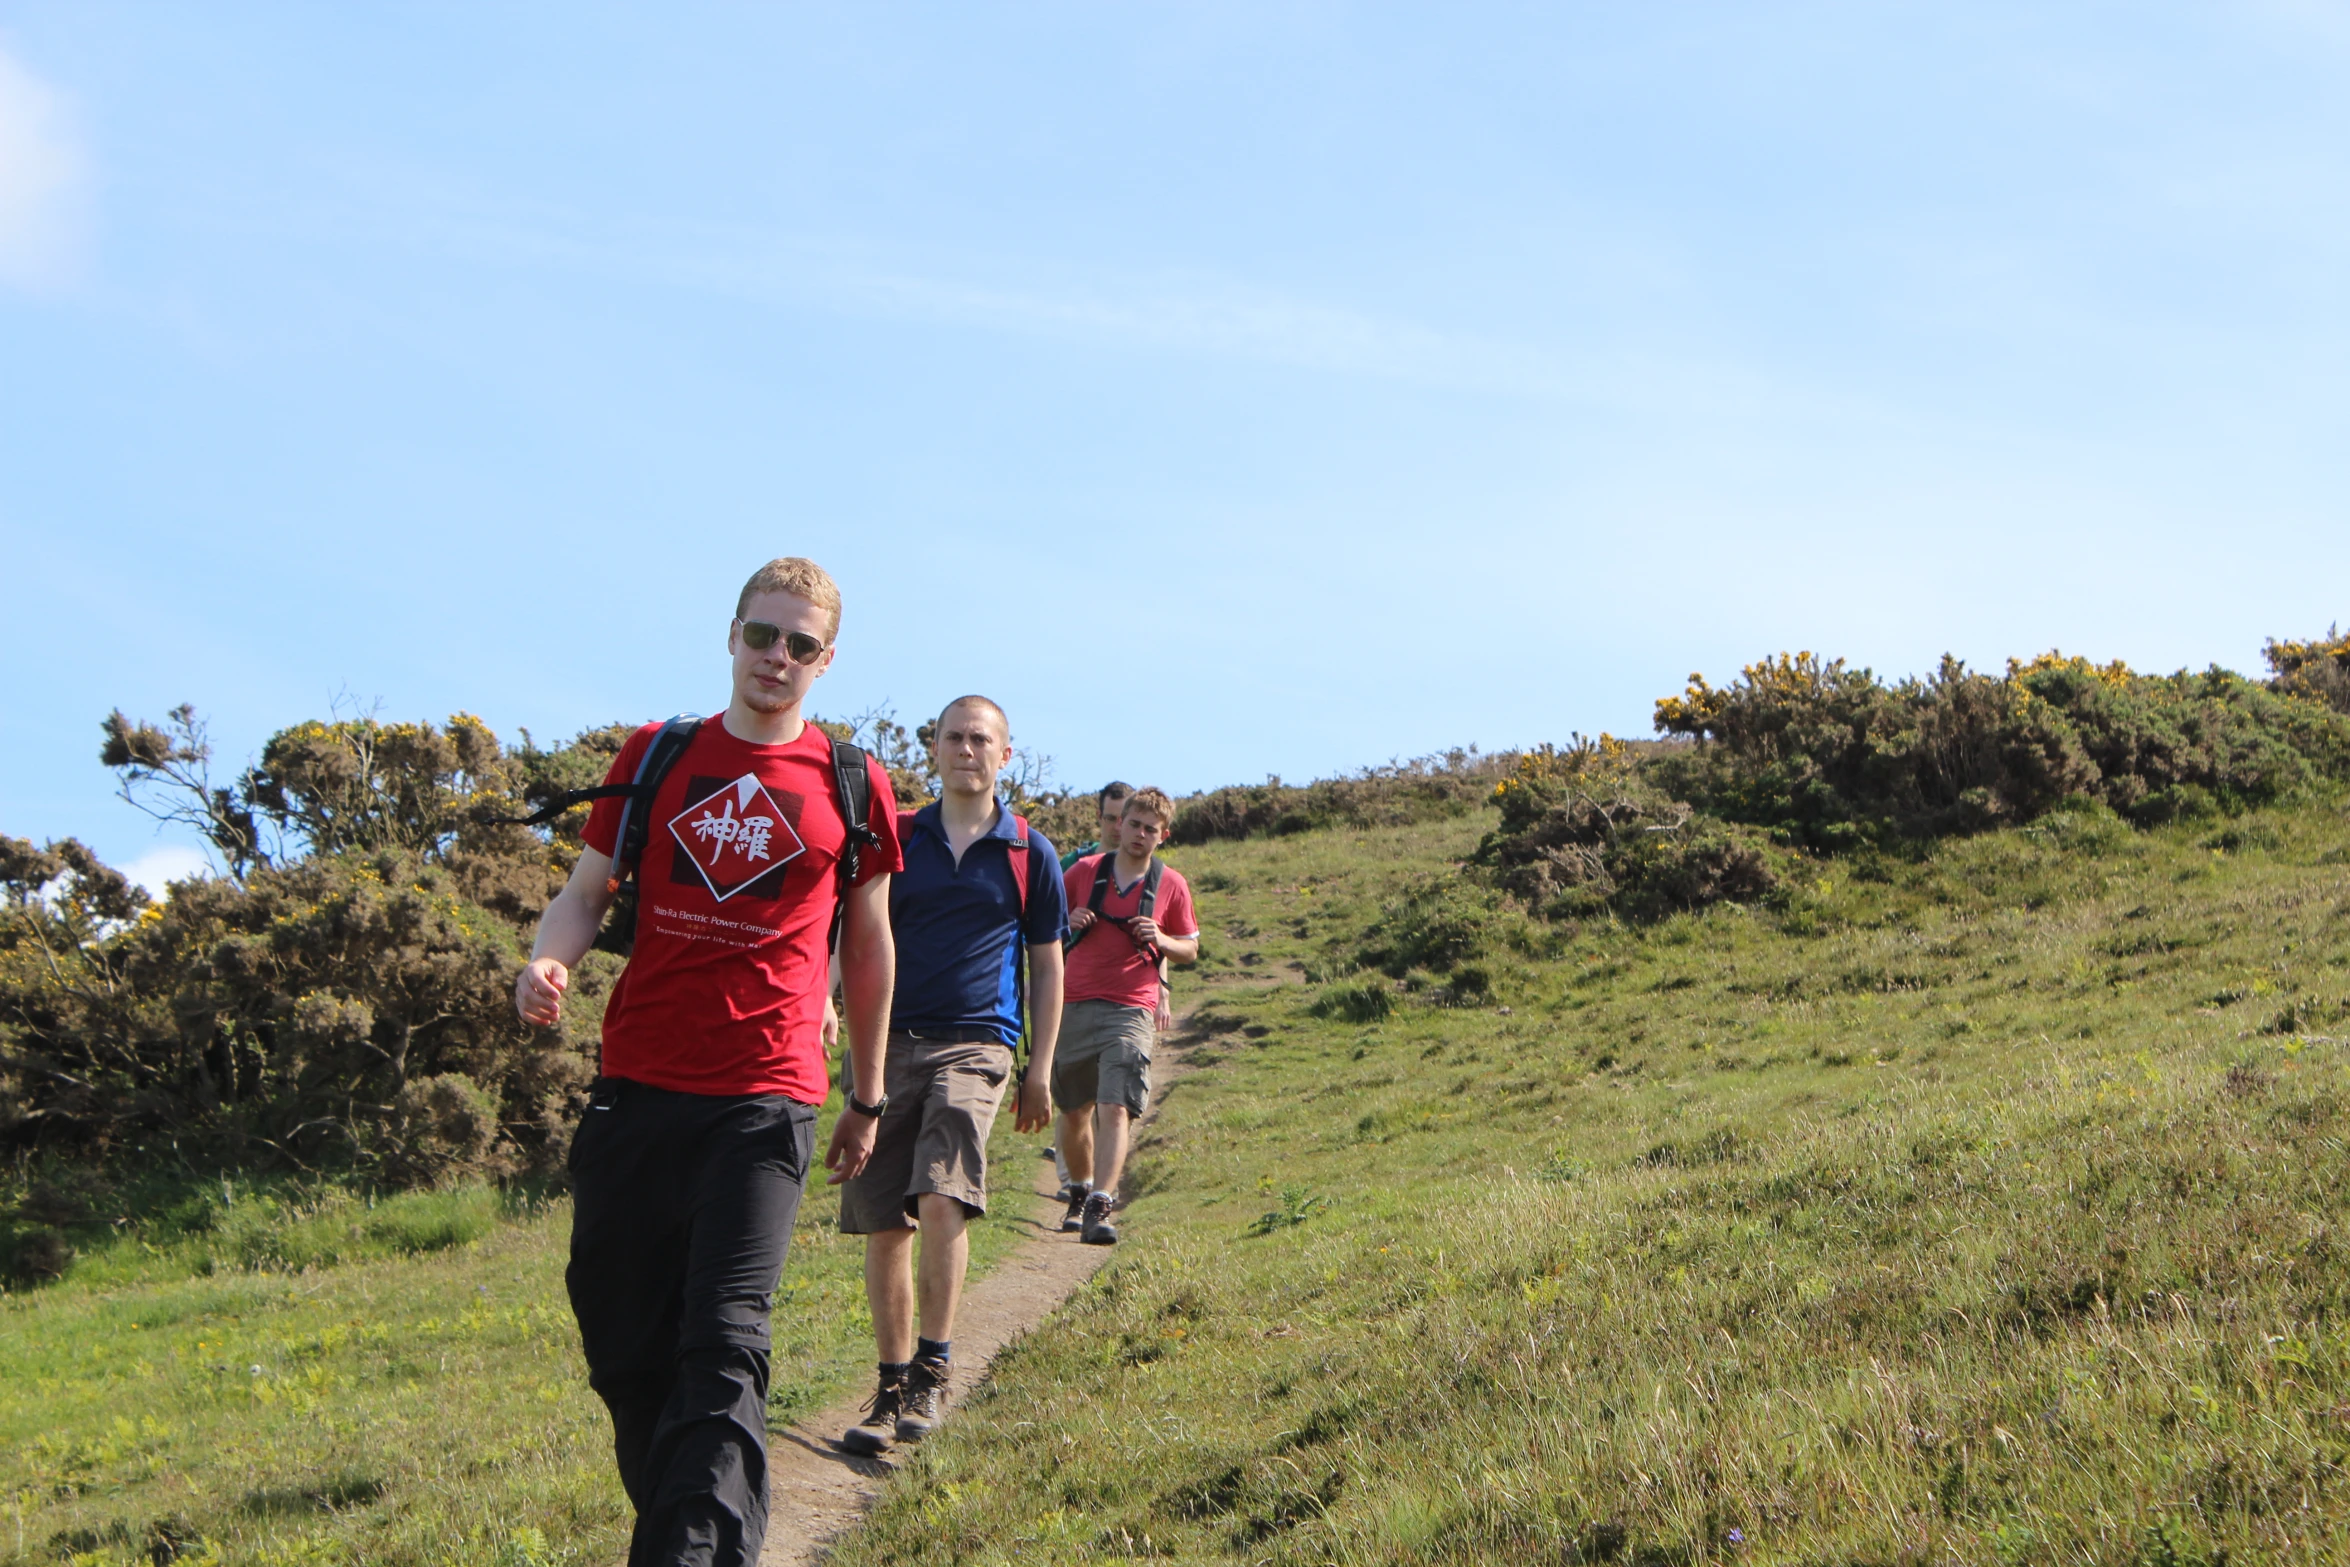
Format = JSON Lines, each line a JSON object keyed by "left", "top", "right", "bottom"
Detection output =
{"left": 756, "top": 981, "right": 1271, "bottom": 1566}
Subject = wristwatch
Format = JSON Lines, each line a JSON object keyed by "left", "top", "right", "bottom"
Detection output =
{"left": 845, "top": 1091, "right": 889, "bottom": 1118}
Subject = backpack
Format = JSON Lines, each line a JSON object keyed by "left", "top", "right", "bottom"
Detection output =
{"left": 1069, "top": 851, "right": 1165, "bottom": 959}
{"left": 500, "top": 716, "right": 879, "bottom": 957}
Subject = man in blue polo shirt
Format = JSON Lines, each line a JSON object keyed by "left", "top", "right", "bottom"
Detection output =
{"left": 837, "top": 695, "right": 1067, "bottom": 1456}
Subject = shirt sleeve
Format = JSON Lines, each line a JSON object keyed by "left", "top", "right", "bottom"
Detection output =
{"left": 854, "top": 755, "right": 905, "bottom": 883}
{"left": 579, "top": 724, "right": 656, "bottom": 857}
{"left": 1062, "top": 857, "right": 1092, "bottom": 910}
{"left": 1023, "top": 831, "right": 1070, "bottom": 944}
{"left": 1158, "top": 868, "right": 1198, "bottom": 939}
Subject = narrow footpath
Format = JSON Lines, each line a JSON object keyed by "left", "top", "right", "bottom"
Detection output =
{"left": 754, "top": 982, "right": 1269, "bottom": 1566}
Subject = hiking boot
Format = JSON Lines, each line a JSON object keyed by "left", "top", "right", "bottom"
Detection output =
{"left": 1079, "top": 1189, "right": 1119, "bottom": 1246}
{"left": 1059, "top": 1181, "right": 1091, "bottom": 1233}
{"left": 896, "top": 1356, "right": 948, "bottom": 1443}
{"left": 840, "top": 1369, "right": 905, "bottom": 1456}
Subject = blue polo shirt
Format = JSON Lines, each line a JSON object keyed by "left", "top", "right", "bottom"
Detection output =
{"left": 889, "top": 801, "right": 1069, "bottom": 1046}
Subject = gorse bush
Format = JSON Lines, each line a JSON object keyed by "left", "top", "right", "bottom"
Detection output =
{"left": 1475, "top": 738, "right": 1780, "bottom": 922}
{"left": 2265, "top": 624, "right": 2350, "bottom": 713}
{"left": 1172, "top": 750, "right": 1507, "bottom": 846}
{"left": 0, "top": 839, "right": 593, "bottom": 1184}
{"left": 1650, "top": 649, "right": 2350, "bottom": 849}
{"left": 1, "top": 707, "right": 645, "bottom": 1192}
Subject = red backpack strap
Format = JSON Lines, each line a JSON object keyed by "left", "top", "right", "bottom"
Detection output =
{"left": 1006, "top": 812, "right": 1031, "bottom": 918}
{"left": 897, "top": 807, "right": 919, "bottom": 849}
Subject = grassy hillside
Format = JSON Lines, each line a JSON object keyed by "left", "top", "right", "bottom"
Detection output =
{"left": 0, "top": 1140, "right": 1035, "bottom": 1566}
{"left": 9, "top": 784, "right": 2345, "bottom": 1565}
{"left": 834, "top": 797, "right": 2350, "bottom": 1566}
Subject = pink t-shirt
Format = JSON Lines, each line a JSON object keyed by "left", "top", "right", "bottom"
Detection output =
{"left": 1062, "top": 854, "right": 1197, "bottom": 1009}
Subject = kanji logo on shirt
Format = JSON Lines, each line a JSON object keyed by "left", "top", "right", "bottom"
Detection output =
{"left": 668, "top": 774, "right": 806, "bottom": 901}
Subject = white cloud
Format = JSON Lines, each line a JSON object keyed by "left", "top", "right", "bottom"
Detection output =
{"left": 0, "top": 41, "right": 88, "bottom": 288}
{"left": 122, "top": 844, "right": 213, "bottom": 901}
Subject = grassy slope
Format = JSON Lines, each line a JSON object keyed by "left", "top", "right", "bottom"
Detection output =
{"left": 833, "top": 803, "right": 2350, "bottom": 1566}
{"left": 0, "top": 1110, "right": 1038, "bottom": 1566}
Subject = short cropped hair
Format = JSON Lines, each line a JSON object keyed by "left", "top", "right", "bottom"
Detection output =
{"left": 1121, "top": 787, "right": 1176, "bottom": 829}
{"left": 1096, "top": 780, "right": 1134, "bottom": 808}
{"left": 736, "top": 558, "right": 843, "bottom": 640}
{"left": 935, "top": 694, "right": 1009, "bottom": 738}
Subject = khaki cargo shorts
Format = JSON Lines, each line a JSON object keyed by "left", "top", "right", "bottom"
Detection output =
{"left": 839, "top": 1034, "right": 1015, "bottom": 1233}
{"left": 1051, "top": 999, "right": 1154, "bottom": 1119}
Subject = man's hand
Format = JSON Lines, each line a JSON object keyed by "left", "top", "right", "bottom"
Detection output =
{"left": 517, "top": 958, "right": 569, "bottom": 1027}
{"left": 1015, "top": 1069, "right": 1052, "bottom": 1134}
{"left": 1129, "top": 915, "right": 1161, "bottom": 947}
{"left": 1067, "top": 907, "right": 1097, "bottom": 935}
{"left": 824, "top": 1108, "right": 878, "bottom": 1185}
{"left": 821, "top": 995, "right": 841, "bottom": 1051}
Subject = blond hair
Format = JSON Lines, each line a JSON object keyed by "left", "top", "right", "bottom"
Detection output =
{"left": 1121, "top": 786, "right": 1177, "bottom": 829}
{"left": 736, "top": 558, "right": 843, "bottom": 640}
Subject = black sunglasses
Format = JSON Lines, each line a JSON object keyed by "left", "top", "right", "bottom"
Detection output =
{"left": 735, "top": 619, "right": 828, "bottom": 665}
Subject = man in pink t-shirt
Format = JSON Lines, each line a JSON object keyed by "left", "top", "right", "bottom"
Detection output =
{"left": 1055, "top": 787, "right": 1198, "bottom": 1244}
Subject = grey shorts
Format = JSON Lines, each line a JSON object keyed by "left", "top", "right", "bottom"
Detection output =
{"left": 1052, "top": 1000, "right": 1154, "bottom": 1119}
{"left": 839, "top": 1035, "right": 1015, "bottom": 1234}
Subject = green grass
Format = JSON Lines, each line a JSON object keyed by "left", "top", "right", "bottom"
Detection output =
{"left": 830, "top": 801, "right": 2350, "bottom": 1566}
{"left": 1, "top": 1098, "right": 1039, "bottom": 1565}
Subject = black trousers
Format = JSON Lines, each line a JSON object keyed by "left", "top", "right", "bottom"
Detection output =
{"left": 567, "top": 1078, "right": 818, "bottom": 1567}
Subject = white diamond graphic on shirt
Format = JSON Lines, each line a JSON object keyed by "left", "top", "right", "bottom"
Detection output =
{"left": 668, "top": 774, "right": 806, "bottom": 901}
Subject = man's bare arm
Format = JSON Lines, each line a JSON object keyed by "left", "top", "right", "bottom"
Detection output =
{"left": 1015, "top": 940, "right": 1064, "bottom": 1133}
{"left": 1128, "top": 918, "right": 1199, "bottom": 966}
{"left": 824, "top": 871, "right": 895, "bottom": 1184}
{"left": 515, "top": 846, "right": 617, "bottom": 1026}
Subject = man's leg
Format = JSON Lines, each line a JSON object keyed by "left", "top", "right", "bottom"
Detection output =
{"left": 1079, "top": 1014, "right": 1154, "bottom": 1247}
{"left": 1090, "top": 1102, "right": 1133, "bottom": 1195}
{"left": 913, "top": 1192, "right": 971, "bottom": 1341}
{"left": 630, "top": 1095, "right": 814, "bottom": 1567}
{"left": 1058, "top": 1105, "right": 1096, "bottom": 1186}
{"left": 838, "top": 1037, "right": 928, "bottom": 1456}
{"left": 891, "top": 1042, "right": 1007, "bottom": 1441}
{"left": 863, "top": 1229, "right": 917, "bottom": 1365}
{"left": 567, "top": 1085, "right": 690, "bottom": 1520}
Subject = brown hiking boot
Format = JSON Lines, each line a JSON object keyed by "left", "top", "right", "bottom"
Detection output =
{"left": 896, "top": 1356, "right": 948, "bottom": 1442}
{"left": 840, "top": 1368, "right": 905, "bottom": 1456}
{"left": 1079, "top": 1189, "right": 1119, "bottom": 1246}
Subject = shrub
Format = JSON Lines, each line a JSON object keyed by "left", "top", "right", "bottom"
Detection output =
{"left": 1475, "top": 741, "right": 1780, "bottom": 922}
{"left": 379, "top": 1073, "right": 511, "bottom": 1188}
{"left": 0, "top": 836, "right": 594, "bottom": 1182}
{"left": 1172, "top": 750, "right": 1506, "bottom": 845}
{"left": 1649, "top": 650, "right": 2350, "bottom": 848}
{"left": 2265, "top": 624, "right": 2350, "bottom": 713}
{"left": 1310, "top": 983, "right": 1395, "bottom": 1024}
{"left": 1355, "top": 874, "right": 1512, "bottom": 978}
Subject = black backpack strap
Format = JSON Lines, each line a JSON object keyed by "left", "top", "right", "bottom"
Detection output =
{"left": 487, "top": 782, "right": 643, "bottom": 828}
{"left": 827, "top": 736, "right": 882, "bottom": 952}
{"left": 613, "top": 717, "right": 702, "bottom": 879}
{"left": 1138, "top": 857, "right": 1163, "bottom": 919}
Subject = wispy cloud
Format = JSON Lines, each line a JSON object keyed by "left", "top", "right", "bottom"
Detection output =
{"left": 0, "top": 41, "right": 87, "bottom": 288}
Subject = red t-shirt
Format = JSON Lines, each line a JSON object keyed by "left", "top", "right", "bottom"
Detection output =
{"left": 1062, "top": 854, "right": 1197, "bottom": 1009}
{"left": 582, "top": 718, "right": 901, "bottom": 1101}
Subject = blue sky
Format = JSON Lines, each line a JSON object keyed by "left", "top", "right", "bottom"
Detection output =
{"left": 4, "top": 4, "right": 2347, "bottom": 892}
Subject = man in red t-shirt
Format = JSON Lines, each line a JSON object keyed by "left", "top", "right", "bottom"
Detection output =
{"left": 514, "top": 557, "right": 901, "bottom": 1567}
{"left": 1056, "top": 786, "right": 1198, "bottom": 1245}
